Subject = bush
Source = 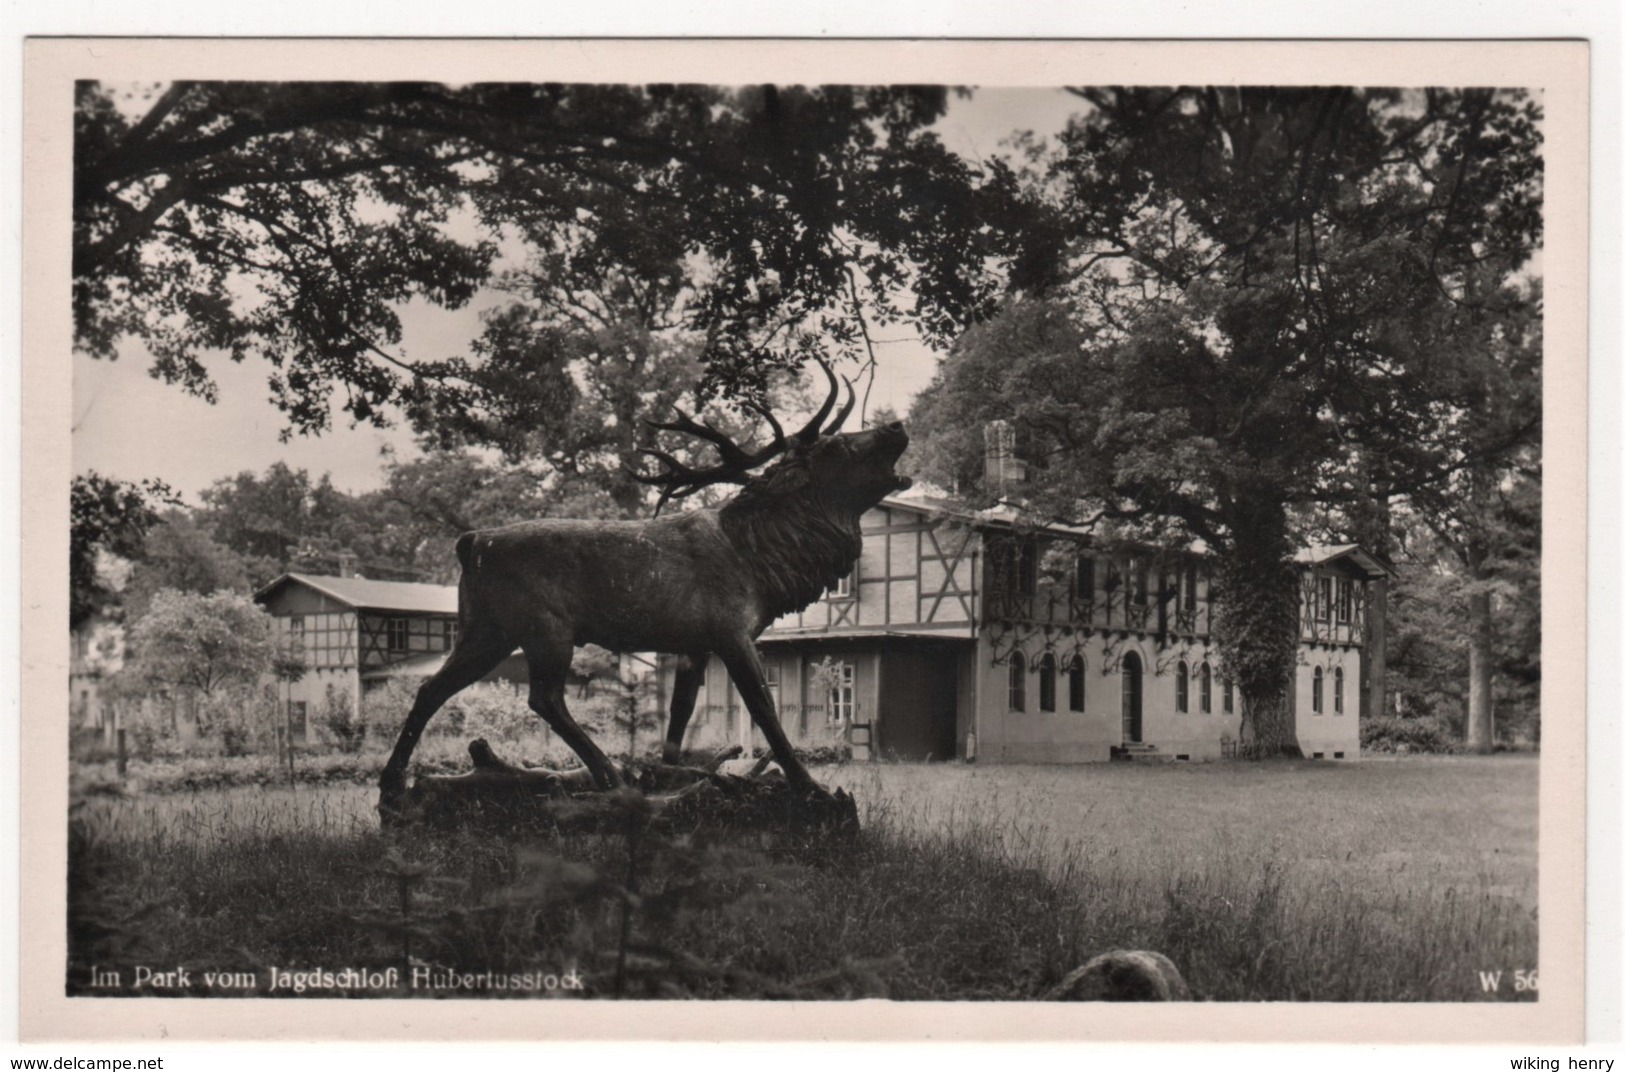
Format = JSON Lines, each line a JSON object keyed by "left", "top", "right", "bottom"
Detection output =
{"left": 198, "top": 687, "right": 280, "bottom": 758}
{"left": 795, "top": 743, "right": 852, "bottom": 766}
{"left": 120, "top": 698, "right": 186, "bottom": 762}
{"left": 69, "top": 726, "right": 117, "bottom": 765}
{"left": 362, "top": 679, "right": 418, "bottom": 738}
{"left": 1361, "top": 714, "right": 1457, "bottom": 755}
{"left": 453, "top": 682, "right": 544, "bottom": 743}
{"left": 321, "top": 684, "right": 366, "bottom": 753}
{"left": 364, "top": 679, "right": 544, "bottom": 745}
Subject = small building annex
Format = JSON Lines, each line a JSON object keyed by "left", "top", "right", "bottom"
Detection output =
{"left": 253, "top": 572, "right": 528, "bottom": 740}
{"left": 663, "top": 491, "right": 1390, "bottom": 764}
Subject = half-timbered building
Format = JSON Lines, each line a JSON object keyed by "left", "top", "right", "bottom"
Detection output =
{"left": 664, "top": 491, "right": 1389, "bottom": 764}
{"left": 253, "top": 573, "right": 528, "bottom": 740}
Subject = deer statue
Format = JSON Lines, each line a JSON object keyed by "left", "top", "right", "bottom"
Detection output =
{"left": 378, "top": 358, "right": 910, "bottom": 815}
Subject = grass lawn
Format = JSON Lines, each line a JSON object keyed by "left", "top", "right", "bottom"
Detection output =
{"left": 67, "top": 754, "right": 1537, "bottom": 1002}
{"left": 829, "top": 756, "right": 1538, "bottom": 910}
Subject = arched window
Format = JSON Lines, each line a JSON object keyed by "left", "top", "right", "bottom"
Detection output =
{"left": 1312, "top": 666, "right": 1324, "bottom": 714}
{"left": 1175, "top": 660, "right": 1189, "bottom": 713}
{"left": 1038, "top": 653, "right": 1057, "bottom": 712}
{"left": 1068, "top": 655, "right": 1086, "bottom": 712}
{"left": 1334, "top": 667, "right": 1345, "bottom": 715}
{"left": 1008, "top": 651, "right": 1026, "bottom": 712}
{"left": 1200, "top": 662, "right": 1212, "bottom": 714}
{"left": 1223, "top": 677, "right": 1234, "bottom": 714}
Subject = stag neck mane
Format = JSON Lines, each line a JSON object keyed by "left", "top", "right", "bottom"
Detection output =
{"left": 718, "top": 475, "right": 866, "bottom": 623}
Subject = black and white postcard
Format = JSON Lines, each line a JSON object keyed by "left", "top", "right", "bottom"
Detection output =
{"left": 18, "top": 38, "right": 1590, "bottom": 1043}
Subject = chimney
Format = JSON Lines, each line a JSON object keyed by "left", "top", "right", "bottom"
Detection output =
{"left": 336, "top": 550, "right": 360, "bottom": 578}
{"left": 984, "top": 420, "right": 1020, "bottom": 494}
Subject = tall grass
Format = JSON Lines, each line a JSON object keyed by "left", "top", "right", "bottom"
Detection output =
{"left": 66, "top": 757, "right": 1537, "bottom": 1001}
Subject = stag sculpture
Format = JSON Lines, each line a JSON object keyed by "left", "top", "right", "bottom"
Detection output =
{"left": 379, "top": 360, "right": 910, "bottom": 814}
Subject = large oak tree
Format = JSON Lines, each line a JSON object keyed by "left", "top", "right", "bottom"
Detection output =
{"left": 911, "top": 87, "right": 1543, "bottom": 754}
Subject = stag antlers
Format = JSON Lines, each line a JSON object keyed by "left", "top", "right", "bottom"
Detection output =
{"left": 635, "top": 357, "right": 857, "bottom": 514}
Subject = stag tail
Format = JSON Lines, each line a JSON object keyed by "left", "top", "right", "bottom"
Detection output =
{"left": 634, "top": 356, "right": 855, "bottom": 515}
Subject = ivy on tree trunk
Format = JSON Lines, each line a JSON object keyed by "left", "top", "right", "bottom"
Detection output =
{"left": 1212, "top": 496, "right": 1302, "bottom": 758}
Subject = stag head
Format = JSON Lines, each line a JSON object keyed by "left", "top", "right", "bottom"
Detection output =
{"left": 635, "top": 358, "right": 910, "bottom": 516}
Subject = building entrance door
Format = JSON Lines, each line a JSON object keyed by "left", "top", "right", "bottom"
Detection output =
{"left": 1120, "top": 651, "right": 1143, "bottom": 744}
{"left": 877, "top": 647, "right": 961, "bottom": 761}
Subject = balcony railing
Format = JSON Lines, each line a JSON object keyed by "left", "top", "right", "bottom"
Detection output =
{"left": 986, "top": 583, "right": 1211, "bottom": 640}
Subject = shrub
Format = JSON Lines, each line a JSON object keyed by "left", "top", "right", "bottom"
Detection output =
{"left": 451, "top": 682, "right": 543, "bottom": 744}
{"left": 69, "top": 725, "right": 117, "bottom": 764}
{"left": 321, "top": 683, "right": 366, "bottom": 753}
{"left": 120, "top": 697, "right": 185, "bottom": 761}
{"left": 796, "top": 743, "right": 852, "bottom": 766}
{"left": 1361, "top": 714, "right": 1457, "bottom": 755}
{"left": 363, "top": 679, "right": 420, "bottom": 739}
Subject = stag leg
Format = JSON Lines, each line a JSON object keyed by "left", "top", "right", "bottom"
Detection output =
{"left": 716, "top": 639, "right": 818, "bottom": 794}
{"left": 522, "top": 644, "right": 622, "bottom": 791}
{"left": 662, "top": 653, "right": 710, "bottom": 764}
{"left": 380, "top": 622, "right": 514, "bottom": 805}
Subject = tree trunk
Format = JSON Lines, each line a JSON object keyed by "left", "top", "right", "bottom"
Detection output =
{"left": 1363, "top": 576, "right": 1389, "bottom": 720}
{"left": 1213, "top": 493, "right": 1303, "bottom": 759}
{"left": 1238, "top": 687, "right": 1299, "bottom": 757}
{"left": 1347, "top": 479, "right": 1393, "bottom": 722}
{"left": 1465, "top": 585, "right": 1495, "bottom": 753}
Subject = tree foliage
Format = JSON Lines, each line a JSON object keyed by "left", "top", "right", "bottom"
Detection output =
{"left": 183, "top": 458, "right": 439, "bottom": 585}
{"left": 371, "top": 448, "right": 614, "bottom": 584}
{"left": 123, "top": 589, "right": 275, "bottom": 697}
{"left": 1385, "top": 472, "right": 1540, "bottom": 744}
{"left": 435, "top": 268, "right": 796, "bottom": 515}
{"left": 122, "top": 511, "right": 252, "bottom": 621}
{"left": 69, "top": 472, "right": 179, "bottom": 627}
{"left": 74, "top": 81, "right": 1005, "bottom": 436}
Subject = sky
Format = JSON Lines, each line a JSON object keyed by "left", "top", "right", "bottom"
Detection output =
{"left": 70, "top": 87, "right": 1083, "bottom": 499}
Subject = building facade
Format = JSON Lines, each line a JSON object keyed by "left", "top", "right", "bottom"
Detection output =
{"left": 69, "top": 614, "right": 125, "bottom": 744}
{"left": 665, "top": 493, "right": 1388, "bottom": 764}
{"left": 253, "top": 573, "right": 528, "bottom": 740}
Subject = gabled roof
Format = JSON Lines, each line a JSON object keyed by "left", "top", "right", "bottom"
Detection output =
{"left": 883, "top": 491, "right": 1389, "bottom": 574}
{"left": 1294, "top": 545, "right": 1393, "bottom": 578}
{"left": 254, "top": 572, "right": 460, "bottom": 615}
